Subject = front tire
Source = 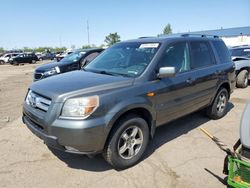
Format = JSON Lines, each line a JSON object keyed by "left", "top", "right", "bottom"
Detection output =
{"left": 0, "top": 60, "right": 5, "bottom": 65}
{"left": 206, "top": 88, "right": 229, "bottom": 120}
{"left": 236, "top": 70, "right": 249, "bottom": 88}
{"left": 103, "top": 114, "right": 149, "bottom": 169}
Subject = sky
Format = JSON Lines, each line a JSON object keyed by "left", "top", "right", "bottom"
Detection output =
{"left": 0, "top": 0, "right": 249, "bottom": 49}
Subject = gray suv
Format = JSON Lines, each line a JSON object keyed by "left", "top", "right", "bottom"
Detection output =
{"left": 22, "top": 34, "right": 235, "bottom": 169}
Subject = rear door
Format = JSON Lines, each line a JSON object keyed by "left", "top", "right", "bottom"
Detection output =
{"left": 188, "top": 40, "right": 219, "bottom": 109}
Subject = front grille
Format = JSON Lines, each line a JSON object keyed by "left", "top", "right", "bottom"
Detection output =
{"left": 34, "top": 73, "right": 43, "bottom": 80}
{"left": 25, "top": 115, "right": 44, "bottom": 131}
{"left": 26, "top": 90, "right": 51, "bottom": 112}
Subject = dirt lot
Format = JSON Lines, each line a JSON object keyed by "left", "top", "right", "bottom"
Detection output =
{"left": 0, "top": 62, "right": 249, "bottom": 188}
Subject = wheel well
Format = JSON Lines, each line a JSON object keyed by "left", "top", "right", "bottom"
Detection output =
{"left": 116, "top": 108, "right": 153, "bottom": 128}
{"left": 104, "top": 108, "right": 153, "bottom": 147}
{"left": 219, "top": 82, "right": 231, "bottom": 99}
{"left": 238, "top": 67, "right": 250, "bottom": 74}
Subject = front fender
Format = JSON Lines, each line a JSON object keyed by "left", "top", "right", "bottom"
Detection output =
{"left": 235, "top": 60, "right": 250, "bottom": 72}
{"left": 104, "top": 96, "right": 156, "bottom": 137}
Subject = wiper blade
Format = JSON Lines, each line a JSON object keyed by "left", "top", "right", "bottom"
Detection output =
{"left": 84, "top": 68, "right": 130, "bottom": 77}
{"left": 99, "top": 70, "right": 129, "bottom": 77}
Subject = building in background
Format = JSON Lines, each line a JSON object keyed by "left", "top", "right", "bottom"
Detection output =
{"left": 187, "top": 26, "right": 250, "bottom": 47}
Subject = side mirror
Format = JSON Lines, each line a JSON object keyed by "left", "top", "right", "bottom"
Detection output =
{"left": 157, "top": 67, "right": 176, "bottom": 78}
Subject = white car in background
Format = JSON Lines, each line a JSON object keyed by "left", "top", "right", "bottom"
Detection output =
{"left": 0, "top": 53, "right": 20, "bottom": 64}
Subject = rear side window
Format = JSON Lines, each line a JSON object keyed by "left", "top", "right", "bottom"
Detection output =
{"left": 190, "top": 42, "right": 214, "bottom": 69}
{"left": 212, "top": 41, "right": 231, "bottom": 63}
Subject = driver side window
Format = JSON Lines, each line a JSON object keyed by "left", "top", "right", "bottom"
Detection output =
{"left": 158, "top": 42, "right": 190, "bottom": 73}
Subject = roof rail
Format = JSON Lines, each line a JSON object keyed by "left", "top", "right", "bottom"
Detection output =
{"left": 181, "top": 33, "right": 219, "bottom": 38}
{"left": 232, "top": 44, "right": 250, "bottom": 48}
{"left": 138, "top": 36, "right": 155, "bottom": 39}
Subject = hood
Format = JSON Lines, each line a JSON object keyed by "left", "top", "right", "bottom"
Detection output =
{"left": 35, "top": 61, "right": 66, "bottom": 72}
{"left": 30, "top": 70, "right": 134, "bottom": 102}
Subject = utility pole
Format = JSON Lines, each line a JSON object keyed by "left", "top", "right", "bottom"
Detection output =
{"left": 87, "top": 20, "right": 90, "bottom": 45}
{"left": 59, "top": 35, "right": 62, "bottom": 47}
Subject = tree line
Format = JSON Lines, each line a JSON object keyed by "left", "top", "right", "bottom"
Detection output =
{"left": 0, "top": 24, "right": 172, "bottom": 53}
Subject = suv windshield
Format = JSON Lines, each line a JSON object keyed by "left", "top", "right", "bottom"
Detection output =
{"left": 61, "top": 51, "right": 86, "bottom": 63}
{"left": 85, "top": 42, "right": 160, "bottom": 77}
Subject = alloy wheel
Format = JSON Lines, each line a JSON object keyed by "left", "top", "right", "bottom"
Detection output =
{"left": 117, "top": 126, "right": 143, "bottom": 160}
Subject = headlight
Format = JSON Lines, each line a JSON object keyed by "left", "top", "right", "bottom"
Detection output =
{"left": 25, "top": 90, "right": 32, "bottom": 105}
{"left": 61, "top": 96, "right": 99, "bottom": 119}
{"left": 44, "top": 66, "right": 60, "bottom": 76}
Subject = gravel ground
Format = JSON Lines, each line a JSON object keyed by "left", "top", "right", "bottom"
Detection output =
{"left": 0, "top": 62, "right": 249, "bottom": 188}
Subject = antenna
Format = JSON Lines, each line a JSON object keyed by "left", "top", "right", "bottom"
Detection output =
{"left": 87, "top": 20, "right": 90, "bottom": 45}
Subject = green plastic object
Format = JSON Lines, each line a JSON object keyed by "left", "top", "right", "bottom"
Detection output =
{"left": 228, "top": 156, "right": 250, "bottom": 188}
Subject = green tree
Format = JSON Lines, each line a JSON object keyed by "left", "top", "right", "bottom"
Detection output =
{"left": 0, "top": 47, "right": 4, "bottom": 53}
{"left": 82, "top": 44, "right": 97, "bottom": 49}
{"left": 104, "top": 32, "right": 121, "bottom": 46}
{"left": 53, "top": 47, "right": 67, "bottom": 52}
{"left": 163, "top": 24, "right": 172, "bottom": 35}
{"left": 23, "top": 47, "right": 34, "bottom": 52}
{"left": 82, "top": 45, "right": 92, "bottom": 49}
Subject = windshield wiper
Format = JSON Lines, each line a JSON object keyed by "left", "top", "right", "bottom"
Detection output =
{"left": 84, "top": 68, "right": 130, "bottom": 77}
{"left": 99, "top": 70, "right": 119, "bottom": 76}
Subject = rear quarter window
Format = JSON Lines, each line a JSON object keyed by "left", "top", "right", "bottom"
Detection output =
{"left": 211, "top": 41, "right": 231, "bottom": 63}
{"left": 190, "top": 41, "right": 214, "bottom": 69}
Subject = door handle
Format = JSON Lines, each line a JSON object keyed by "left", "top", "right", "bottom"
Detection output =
{"left": 186, "top": 78, "right": 195, "bottom": 84}
{"left": 215, "top": 70, "right": 222, "bottom": 75}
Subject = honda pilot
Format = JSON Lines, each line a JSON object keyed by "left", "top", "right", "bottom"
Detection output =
{"left": 22, "top": 34, "right": 235, "bottom": 169}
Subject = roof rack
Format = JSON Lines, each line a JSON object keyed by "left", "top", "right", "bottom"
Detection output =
{"left": 138, "top": 36, "right": 155, "bottom": 39}
{"left": 181, "top": 33, "right": 219, "bottom": 38}
{"left": 232, "top": 44, "right": 250, "bottom": 48}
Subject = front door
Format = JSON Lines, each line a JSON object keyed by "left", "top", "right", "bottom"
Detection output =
{"left": 155, "top": 42, "right": 197, "bottom": 126}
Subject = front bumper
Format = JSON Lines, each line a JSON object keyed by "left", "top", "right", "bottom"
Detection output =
{"left": 22, "top": 103, "right": 108, "bottom": 154}
{"left": 23, "top": 115, "right": 66, "bottom": 151}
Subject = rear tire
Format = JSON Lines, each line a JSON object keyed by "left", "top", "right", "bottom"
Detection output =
{"left": 236, "top": 70, "right": 249, "bottom": 88}
{"left": 31, "top": 60, "right": 36, "bottom": 64}
{"left": 206, "top": 88, "right": 229, "bottom": 120}
{"left": 103, "top": 114, "right": 149, "bottom": 170}
{"left": 0, "top": 60, "right": 5, "bottom": 65}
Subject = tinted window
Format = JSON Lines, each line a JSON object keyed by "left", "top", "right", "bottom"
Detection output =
{"left": 158, "top": 42, "right": 190, "bottom": 73}
{"left": 190, "top": 42, "right": 214, "bottom": 69}
{"left": 85, "top": 52, "right": 100, "bottom": 63}
{"left": 212, "top": 41, "right": 231, "bottom": 63}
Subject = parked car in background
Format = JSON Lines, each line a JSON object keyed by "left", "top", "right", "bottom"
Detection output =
{"left": 9, "top": 53, "right": 38, "bottom": 65}
{"left": 0, "top": 53, "right": 20, "bottom": 64}
{"left": 55, "top": 51, "right": 63, "bottom": 59}
{"left": 229, "top": 45, "right": 250, "bottom": 60}
{"left": 33, "top": 48, "right": 103, "bottom": 81}
{"left": 233, "top": 58, "right": 250, "bottom": 88}
{"left": 35, "top": 52, "right": 42, "bottom": 60}
{"left": 23, "top": 34, "right": 235, "bottom": 169}
{"left": 38, "top": 52, "right": 56, "bottom": 61}
{"left": 56, "top": 51, "right": 73, "bottom": 61}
